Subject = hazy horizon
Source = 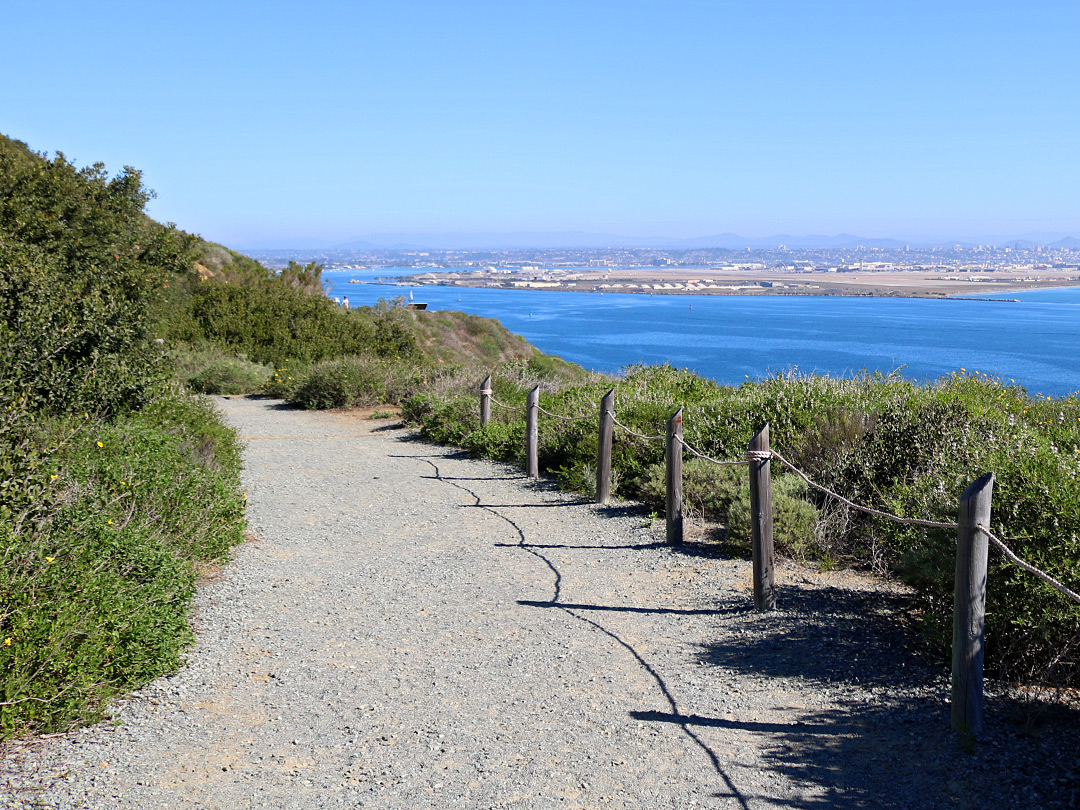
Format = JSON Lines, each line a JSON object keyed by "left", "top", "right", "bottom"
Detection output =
{"left": 234, "top": 229, "right": 1080, "bottom": 253}
{"left": 6, "top": 2, "right": 1078, "bottom": 249}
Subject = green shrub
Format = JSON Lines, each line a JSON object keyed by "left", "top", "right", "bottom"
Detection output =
{"left": 0, "top": 389, "right": 245, "bottom": 737}
{"left": 187, "top": 356, "right": 272, "bottom": 395}
{"left": 170, "top": 343, "right": 273, "bottom": 395}
{"left": 167, "top": 282, "right": 418, "bottom": 368}
{"left": 726, "top": 474, "right": 820, "bottom": 560}
{"left": 0, "top": 512, "right": 196, "bottom": 736}
{"left": 259, "top": 358, "right": 308, "bottom": 399}
{"left": 289, "top": 355, "right": 429, "bottom": 410}
{"left": 461, "top": 420, "right": 526, "bottom": 463}
{"left": 0, "top": 138, "right": 196, "bottom": 418}
{"left": 638, "top": 461, "right": 818, "bottom": 558}
{"left": 0, "top": 136, "right": 251, "bottom": 739}
{"left": 638, "top": 459, "right": 743, "bottom": 519}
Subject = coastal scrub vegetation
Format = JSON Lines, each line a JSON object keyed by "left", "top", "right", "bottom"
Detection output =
{"left": 0, "top": 134, "right": 245, "bottom": 736}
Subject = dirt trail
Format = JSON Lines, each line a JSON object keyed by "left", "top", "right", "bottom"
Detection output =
{"left": 3, "top": 396, "right": 1076, "bottom": 809}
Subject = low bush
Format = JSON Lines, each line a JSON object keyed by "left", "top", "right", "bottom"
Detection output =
{"left": 637, "top": 461, "right": 819, "bottom": 559}
{"left": 259, "top": 358, "right": 309, "bottom": 399}
{"left": 188, "top": 359, "right": 271, "bottom": 395}
{"left": 0, "top": 389, "right": 245, "bottom": 737}
{"left": 167, "top": 282, "right": 419, "bottom": 368}
{"left": 173, "top": 346, "right": 272, "bottom": 395}
{"left": 288, "top": 355, "right": 430, "bottom": 410}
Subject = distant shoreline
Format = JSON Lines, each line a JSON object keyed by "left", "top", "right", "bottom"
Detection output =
{"left": 368, "top": 268, "right": 1080, "bottom": 300}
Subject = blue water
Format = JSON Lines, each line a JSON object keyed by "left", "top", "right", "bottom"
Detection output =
{"left": 324, "top": 269, "right": 1080, "bottom": 396}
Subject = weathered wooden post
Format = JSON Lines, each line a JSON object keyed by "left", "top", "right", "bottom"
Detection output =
{"left": 526, "top": 385, "right": 540, "bottom": 478}
{"left": 596, "top": 389, "right": 615, "bottom": 504}
{"left": 480, "top": 375, "right": 492, "bottom": 427}
{"left": 747, "top": 424, "right": 776, "bottom": 611}
{"left": 665, "top": 408, "right": 684, "bottom": 544}
{"left": 952, "top": 472, "right": 994, "bottom": 735}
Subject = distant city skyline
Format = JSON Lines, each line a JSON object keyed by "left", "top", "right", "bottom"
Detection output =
{"left": 233, "top": 229, "right": 1080, "bottom": 253}
{"left": 5, "top": 1, "right": 1079, "bottom": 250}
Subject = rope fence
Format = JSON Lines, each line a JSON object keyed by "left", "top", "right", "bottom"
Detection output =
{"left": 484, "top": 379, "right": 1078, "bottom": 606}
{"left": 476, "top": 375, "right": 1079, "bottom": 734}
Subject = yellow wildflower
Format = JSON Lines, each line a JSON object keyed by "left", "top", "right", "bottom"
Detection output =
{"left": 107, "top": 519, "right": 114, "bottom": 525}
{"left": 46, "top": 556, "right": 54, "bottom": 562}
{"left": 96, "top": 441, "right": 103, "bottom": 448}
{"left": 3, "top": 638, "right": 10, "bottom": 647}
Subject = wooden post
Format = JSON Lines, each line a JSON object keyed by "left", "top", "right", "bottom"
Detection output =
{"left": 526, "top": 385, "right": 540, "bottom": 478}
{"left": 480, "top": 375, "right": 492, "bottom": 427}
{"left": 952, "top": 472, "right": 994, "bottom": 735}
{"left": 747, "top": 424, "right": 776, "bottom": 611}
{"left": 596, "top": 389, "right": 615, "bottom": 504}
{"left": 666, "top": 408, "right": 684, "bottom": 544}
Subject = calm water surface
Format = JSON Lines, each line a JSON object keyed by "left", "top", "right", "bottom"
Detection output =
{"left": 324, "top": 270, "right": 1080, "bottom": 396}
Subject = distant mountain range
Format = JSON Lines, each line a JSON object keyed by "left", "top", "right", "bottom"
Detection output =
{"left": 237, "top": 231, "right": 1080, "bottom": 252}
{"left": 331, "top": 232, "right": 913, "bottom": 251}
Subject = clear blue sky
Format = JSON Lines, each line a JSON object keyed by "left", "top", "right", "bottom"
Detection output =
{"left": 5, "top": 1, "right": 1079, "bottom": 247}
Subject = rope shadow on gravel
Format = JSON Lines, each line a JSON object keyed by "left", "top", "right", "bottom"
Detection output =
{"left": 406, "top": 451, "right": 753, "bottom": 809}
{"left": 633, "top": 699, "right": 961, "bottom": 810}
{"left": 668, "top": 539, "right": 745, "bottom": 560}
{"left": 678, "top": 582, "right": 1080, "bottom": 807}
{"left": 455, "top": 500, "right": 595, "bottom": 508}
{"left": 518, "top": 599, "right": 744, "bottom": 618}
{"left": 638, "top": 696, "right": 1080, "bottom": 810}
{"left": 370, "top": 422, "right": 407, "bottom": 432}
{"left": 686, "top": 587, "right": 988, "bottom": 809}
{"left": 494, "top": 540, "right": 668, "bottom": 551}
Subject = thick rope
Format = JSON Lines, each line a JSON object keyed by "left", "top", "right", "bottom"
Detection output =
{"left": 769, "top": 449, "right": 959, "bottom": 530}
{"left": 536, "top": 404, "right": 594, "bottom": 422}
{"left": 677, "top": 436, "right": 750, "bottom": 467}
{"left": 770, "top": 449, "right": 1079, "bottom": 604}
{"left": 609, "top": 413, "right": 665, "bottom": 442}
{"left": 979, "top": 525, "right": 1080, "bottom": 605}
{"left": 486, "top": 383, "right": 1080, "bottom": 604}
{"left": 490, "top": 397, "right": 525, "bottom": 412}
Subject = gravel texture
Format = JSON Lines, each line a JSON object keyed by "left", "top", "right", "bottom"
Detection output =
{"left": 3, "top": 395, "right": 1078, "bottom": 809}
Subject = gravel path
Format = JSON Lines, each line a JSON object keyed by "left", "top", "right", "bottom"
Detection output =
{"left": 3, "top": 396, "right": 1078, "bottom": 809}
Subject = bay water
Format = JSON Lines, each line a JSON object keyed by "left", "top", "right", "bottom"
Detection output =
{"left": 324, "top": 269, "right": 1080, "bottom": 397}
